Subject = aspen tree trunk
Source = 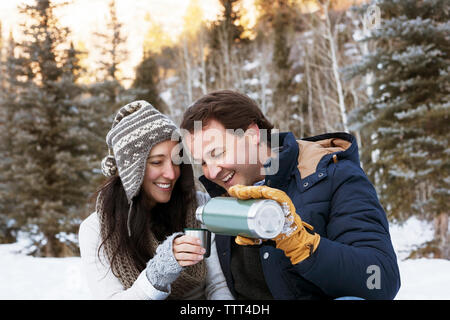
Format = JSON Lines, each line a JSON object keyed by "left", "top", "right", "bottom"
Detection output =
{"left": 304, "top": 46, "right": 315, "bottom": 135}
{"left": 182, "top": 38, "right": 193, "bottom": 104}
{"left": 322, "top": 0, "right": 348, "bottom": 132}
{"left": 199, "top": 33, "right": 207, "bottom": 94}
{"left": 434, "top": 213, "right": 449, "bottom": 258}
{"left": 219, "top": 24, "right": 231, "bottom": 88}
{"left": 314, "top": 68, "right": 331, "bottom": 132}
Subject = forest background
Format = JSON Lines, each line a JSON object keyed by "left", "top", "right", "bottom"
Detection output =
{"left": 0, "top": 0, "right": 448, "bottom": 261}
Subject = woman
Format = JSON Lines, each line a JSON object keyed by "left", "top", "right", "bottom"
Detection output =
{"left": 78, "top": 100, "right": 233, "bottom": 299}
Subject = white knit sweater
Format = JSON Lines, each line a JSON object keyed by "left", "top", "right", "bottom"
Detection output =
{"left": 78, "top": 192, "right": 234, "bottom": 300}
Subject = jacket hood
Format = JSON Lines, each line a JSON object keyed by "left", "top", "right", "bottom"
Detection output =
{"left": 297, "top": 132, "right": 358, "bottom": 179}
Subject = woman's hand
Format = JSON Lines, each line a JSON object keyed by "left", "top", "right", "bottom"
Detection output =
{"left": 173, "top": 235, "right": 206, "bottom": 267}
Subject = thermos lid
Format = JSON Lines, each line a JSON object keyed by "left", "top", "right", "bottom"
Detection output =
{"left": 195, "top": 205, "right": 205, "bottom": 224}
{"left": 247, "top": 199, "right": 285, "bottom": 239}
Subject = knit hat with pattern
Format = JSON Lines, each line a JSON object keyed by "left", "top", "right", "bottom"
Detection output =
{"left": 101, "top": 100, "right": 179, "bottom": 210}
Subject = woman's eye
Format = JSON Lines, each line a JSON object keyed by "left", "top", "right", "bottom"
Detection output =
{"left": 213, "top": 150, "right": 225, "bottom": 158}
{"left": 149, "top": 161, "right": 161, "bottom": 165}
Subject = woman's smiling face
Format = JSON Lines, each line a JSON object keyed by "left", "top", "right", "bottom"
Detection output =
{"left": 142, "top": 140, "right": 181, "bottom": 205}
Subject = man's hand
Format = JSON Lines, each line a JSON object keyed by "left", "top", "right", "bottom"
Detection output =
{"left": 228, "top": 185, "right": 320, "bottom": 264}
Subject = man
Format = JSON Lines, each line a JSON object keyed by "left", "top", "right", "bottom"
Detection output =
{"left": 180, "top": 90, "right": 400, "bottom": 300}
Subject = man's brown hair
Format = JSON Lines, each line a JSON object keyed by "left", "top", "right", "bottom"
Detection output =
{"left": 180, "top": 90, "right": 274, "bottom": 143}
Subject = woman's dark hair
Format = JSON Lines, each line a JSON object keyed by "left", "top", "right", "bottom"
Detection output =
{"left": 93, "top": 162, "right": 197, "bottom": 277}
{"left": 180, "top": 90, "right": 274, "bottom": 145}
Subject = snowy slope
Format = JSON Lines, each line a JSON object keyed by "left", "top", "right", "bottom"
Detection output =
{"left": 389, "top": 216, "right": 450, "bottom": 299}
{"left": 0, "top": 240, "right": 92, "bottom": 299}
{"left": 0, "top": 217, "right": 448, "bottom": 300}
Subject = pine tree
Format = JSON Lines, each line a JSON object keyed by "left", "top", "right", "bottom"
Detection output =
{"left": 207, "top": 0, "right": 247, "bottom": 89}
{"left": 2, "top": 0, "right": 94, "bottom": 256}
{"left": 271, "top": 0, "right": 296, "bottom": 133}
{"left": 347, "top": 0, "right": 449, "bottom": 258}
{"left": 179, "top": 0, "right": 209, "bottom": 104}
{"left": 254, "top": 0, "right": 299, "bottom": 133}
{"left": 132, "top": 51, "right": 168, "bottom": 113}
{"left": 83, "top": 0, "right": 141, "bottom": 208}
{"left": 0, "top": 29, "right": 27, "bottom": 244}
{"left": 91, "top": 0, "right": 131, "bottom": 115}
{"left": 94, "top": 0, "right": 128, "bottom": 83}
{"left": 0, "top": 22, "right": 18, "bottom": 243}
{"left": 0, "top": 20, "right": 3, "bottom": 77}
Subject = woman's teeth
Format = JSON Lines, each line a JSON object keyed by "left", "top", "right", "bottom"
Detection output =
{"left": 155, "top": 183, "right": 171, "bottom": 189}
{"left": 222, "top": 171, "right": 235, "bottom": 183}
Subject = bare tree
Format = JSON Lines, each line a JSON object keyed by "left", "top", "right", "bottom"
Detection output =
{"left": 319, "top": 0, "right": 348, "bottom": 132}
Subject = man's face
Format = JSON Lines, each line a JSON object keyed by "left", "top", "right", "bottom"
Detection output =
{"left": 185, "top": 119, "right": 264, "bottom": 190}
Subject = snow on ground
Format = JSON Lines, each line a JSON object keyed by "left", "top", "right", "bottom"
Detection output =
{"left": 389, "top": 216, "right": 450, "bottom": 299}
{"left": 0, "top": 240, "right": 92, "bottom": 300}
{"left": 389, "top": 216, "right": 435, "bottom": 261}
{"left": 395, "top": 258, "right": 450, "bottom": 300}
{"left": 0, "top": 216, "right": 448, "bottom": 300}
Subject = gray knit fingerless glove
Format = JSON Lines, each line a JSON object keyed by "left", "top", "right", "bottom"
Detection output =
{"left": 145, "top": 232, "right": 184, "bottom": 292}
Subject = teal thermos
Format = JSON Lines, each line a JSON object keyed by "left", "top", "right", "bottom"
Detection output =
{"left": 195, "top": 197, "right": 285, "bottom": 239}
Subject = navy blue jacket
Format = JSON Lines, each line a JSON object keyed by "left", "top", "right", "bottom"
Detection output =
{"left": 199, "top": 132, "right": 401, "bottom": 300}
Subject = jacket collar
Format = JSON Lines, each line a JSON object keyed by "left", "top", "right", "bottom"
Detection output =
{"left": 199, "top": 175, "right": 227, "bottom": 198}
{"left": 264, "top": 132, "right": 299, "bottom": 190}
{"left": 300, "top": 132, "right": 358, "bottom": 167}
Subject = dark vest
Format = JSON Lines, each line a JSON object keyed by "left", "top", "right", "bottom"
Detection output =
{"left": 230, "top": 240, "right": 273, "bottom": 300}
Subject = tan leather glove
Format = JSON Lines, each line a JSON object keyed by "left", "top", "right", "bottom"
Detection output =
{"left": 228, "top": 185, "right": 320, "bottom": 264}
